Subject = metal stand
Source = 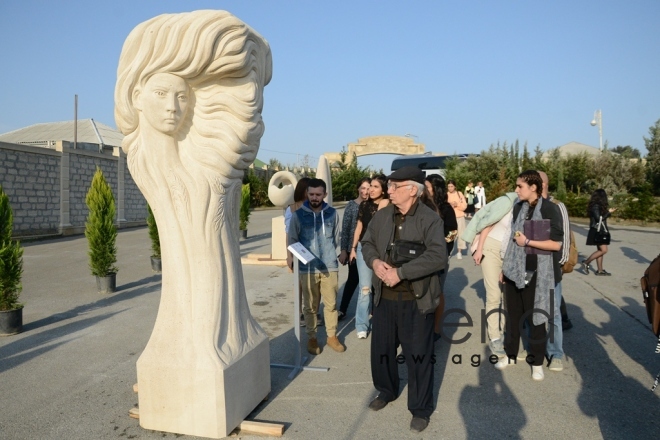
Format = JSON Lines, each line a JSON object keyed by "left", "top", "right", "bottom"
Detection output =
{"left": 270, "top": 254, "right": 329, "bottom": 379}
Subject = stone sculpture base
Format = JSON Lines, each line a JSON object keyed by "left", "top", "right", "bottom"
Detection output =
{"left": 272, "top": 216, "right": 287, "bottom": 260}
{"left": 136, "top": 338, "right": 270, "bottom": 438}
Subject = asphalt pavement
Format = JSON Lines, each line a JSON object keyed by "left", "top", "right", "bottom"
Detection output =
{"left": 0, "top": 207, "right": 659, "bottom": 439}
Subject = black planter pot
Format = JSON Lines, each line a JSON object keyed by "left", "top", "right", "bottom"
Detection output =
{"left": 150, "top": 256, "right": 162, "bottom": 273}
{"left": 240, "top": 229, "right": 248, "bottom": 239}
{"left": 0, "top": 306, "right": 23, "bottom": 336}
{"left": 96, "top": 273, "right": 117, "bottom": 294}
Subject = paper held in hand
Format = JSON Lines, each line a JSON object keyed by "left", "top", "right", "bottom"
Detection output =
{"left": 288, "top": 242, "right": 316, "bottom": 264}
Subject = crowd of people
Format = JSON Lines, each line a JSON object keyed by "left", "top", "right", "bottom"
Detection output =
{"left": 285, "top": 167, "right": 608, "bottom": 433}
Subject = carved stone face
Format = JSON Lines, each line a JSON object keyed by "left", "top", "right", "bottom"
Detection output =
{"left": 136, "top": 73, "right": 190, "bottom": 135}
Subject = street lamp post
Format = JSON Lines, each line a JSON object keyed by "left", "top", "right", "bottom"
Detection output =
{"left": 590, "top": 110, "right": 603, "bottom": 151}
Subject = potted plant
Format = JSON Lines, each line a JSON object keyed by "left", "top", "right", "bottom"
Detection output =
{"left": 146, "top": 204, "right": 161, "bottom": 272}
{"left": 85, "top": 168, "right": 118, "bottom": 294}
{"left": 239, "top": 183, "right": 250, "bottom": 239}
{"left": 0, "top": 185, "right": 24, "bottom": 336}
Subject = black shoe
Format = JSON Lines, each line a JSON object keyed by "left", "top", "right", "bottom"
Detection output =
{"left": 595, "top": 270, "right": 611, "bottom": 276}
{"left": 338, "top": 311, "right": 346, "bottom": 321}
{"left": 562, "top": 319, "right": 573, "bottom": 331}
{"left": 368, "top": 396, "right": 389, "bottom": 411}
{"left": 410, "top": 416, "right": 430, "bottom": 432}
{"left": 581, "top": 260, "right": 590, "bottom": 275}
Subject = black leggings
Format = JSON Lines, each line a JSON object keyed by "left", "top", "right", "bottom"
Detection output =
{"left": 339, "top": 261, "right": 359, "bottom": 314}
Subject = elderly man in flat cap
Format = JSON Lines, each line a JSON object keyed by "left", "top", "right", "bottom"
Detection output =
{"left": 361, "top": 166, "right": 447, "bottom": 433}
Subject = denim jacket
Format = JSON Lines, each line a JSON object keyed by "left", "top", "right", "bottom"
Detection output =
{"left": 288, "top": 201, "right": 340, "bottom": 273}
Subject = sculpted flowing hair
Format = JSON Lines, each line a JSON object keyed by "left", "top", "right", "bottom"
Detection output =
{"left": 114, "top": 10, "right": 273, "bottom": 179}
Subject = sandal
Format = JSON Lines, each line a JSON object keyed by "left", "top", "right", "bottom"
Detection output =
{"left": 595, "top": 270, "right": 611, "bottom": 276}
{"left": 581, "top": 260, "right": 591, "bottom": 275}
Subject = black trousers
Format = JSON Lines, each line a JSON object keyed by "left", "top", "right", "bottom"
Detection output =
{"left": 503, "top": 275, "right": 548, "bottom": 366}
{"left": 370, "top": 296, "right": 435, "bottom": 418}
{"left": 339, "top": 262, "right": 359, "bottom": 314}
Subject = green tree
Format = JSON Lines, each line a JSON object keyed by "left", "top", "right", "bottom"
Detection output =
{"left": 0, "top": 185, "right": 23, "bottom": 311}
{"left": 243, "top": 169, "right": 272, "bottom": 207}
{"left": 146, "top": 204, "right": 160, "bottom": 259}
{"left": 331, "top": 150, "right": 371, "bottom": 201}
{"left": 611, "top": 145, "right": 641, "bottom": 159}
{"left": 85, "top": 168, "right": 118, "bottom": 277}
{"left": 644, "top": 118, "right": 660, "bottom": 195}
{"left": 240, "top": 184, "right": 251, "bottom": 230}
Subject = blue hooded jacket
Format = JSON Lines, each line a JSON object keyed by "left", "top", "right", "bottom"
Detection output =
{"left": 287, "top": 201, "right": 340, "bottom": 273}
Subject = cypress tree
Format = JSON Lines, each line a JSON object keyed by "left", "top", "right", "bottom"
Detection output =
{"left": 0, "top": 185, "right": 24, "bottom": 311}
{"left": 240, "top": 183, "right": 251, "bottom": 230}
{"left": 146, "top": 204, "right": 160, "bottom": 259}
{"left": 85, "top": 168, "right": 118, "bottom": 277}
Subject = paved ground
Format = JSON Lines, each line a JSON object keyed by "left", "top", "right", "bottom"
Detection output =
{"left": 1, "top": 207, "right": 659, "bottom": 439}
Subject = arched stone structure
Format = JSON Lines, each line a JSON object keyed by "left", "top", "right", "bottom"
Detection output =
{"left": 325, "top": 135, "right": 424, "bottom": 165}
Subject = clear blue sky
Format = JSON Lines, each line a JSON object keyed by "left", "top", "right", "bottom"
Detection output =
{"left": 1, "top": 0, "right": 659, "bottom": 172}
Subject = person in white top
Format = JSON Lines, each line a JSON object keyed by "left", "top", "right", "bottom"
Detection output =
{"left": 474, "top": 182, "right": 486, "bottom": 211}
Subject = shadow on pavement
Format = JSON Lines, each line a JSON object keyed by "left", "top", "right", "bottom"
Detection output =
{"left": 0, "top": 311, "right": 123, "bottom": 373}
{"left": 567, "top": 304, "right": 660, "bottom": 439}
{"left": 459, "top": 346, "right": 526, "bottom": 439}
{"left": 619, "top": 246, "right": 653, "bottom": 265}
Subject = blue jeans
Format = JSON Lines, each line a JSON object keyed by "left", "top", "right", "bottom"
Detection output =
{"left": 355, "top": 243, "right": 372, "bottom": 333}
{"left": 546, "top": 282, "right": 564, "bottom": 359}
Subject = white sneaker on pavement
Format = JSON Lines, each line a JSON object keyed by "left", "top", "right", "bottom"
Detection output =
{"left": 357, "top": 331, "right": 368, "bottom": 339}
{"left": 532, "top": 365, "right": 544, "bottom": 381}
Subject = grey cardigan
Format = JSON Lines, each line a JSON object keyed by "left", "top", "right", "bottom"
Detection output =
{"left": 361, "top": 201, "right": 447, "bottom": 315}
{"left": 340, "top": 200, "right": 360, "bottom": 253}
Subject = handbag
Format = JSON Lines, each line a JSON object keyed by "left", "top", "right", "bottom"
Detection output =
{"left": 594, "top": 216, "right": 611, "bottom": 245}
{"left": 388, "top": 240, "right": 426, "bottom": 266}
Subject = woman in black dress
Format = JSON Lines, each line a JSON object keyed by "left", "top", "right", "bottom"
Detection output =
{"left": 582, "top": 189, "right": 616, "bottom": 276}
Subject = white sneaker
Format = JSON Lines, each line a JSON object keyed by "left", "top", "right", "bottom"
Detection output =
{"left": 357, "top": 331, "right": 368, "bottom": 339}
{"left": 548, "top": 358, "right": 564, "bottom": 372}
{"left": 494, "top": 357, "right": 512, "bottom": 370}
{"left": 532, "top": 365, "right": 544, "bottom": 381}
{"left": 456, "top": 252, "right": 462, "bottom": 260}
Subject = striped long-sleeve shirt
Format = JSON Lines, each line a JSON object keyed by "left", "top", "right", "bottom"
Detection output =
{"left": 550, "top": 196, "right": 571, "bottom": 265}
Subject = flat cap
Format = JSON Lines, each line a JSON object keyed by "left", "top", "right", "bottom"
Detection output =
{"left": 387, "top": 166, "right": 425, "bottom": 184}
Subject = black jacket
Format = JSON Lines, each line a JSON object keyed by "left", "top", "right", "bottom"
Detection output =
{"left": 588, "top": 204, "right": 610, "bottom": 229}
{"left": 362, "top": 201, "right": 447, "bottom": 315}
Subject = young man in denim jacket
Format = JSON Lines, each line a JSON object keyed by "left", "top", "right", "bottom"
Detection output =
{"left": 288, "top": 178, "right": 345, "bottom": 355}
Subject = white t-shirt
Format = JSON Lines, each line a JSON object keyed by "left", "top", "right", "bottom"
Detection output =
{"left": 475, "top": 186, "right": 486, "bottom": 208}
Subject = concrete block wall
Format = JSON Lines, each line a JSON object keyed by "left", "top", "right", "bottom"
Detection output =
{"left": 0, "top": 143, "right": 61, "bottom": 235}
{"left": 0, "top": 141, "right": 146, "bottom": 237}
{"left": 69, "top": 152, "right": 118, "bottom": 227}
{"left": 123, "top": 156, "right": 147, "bottom": 222}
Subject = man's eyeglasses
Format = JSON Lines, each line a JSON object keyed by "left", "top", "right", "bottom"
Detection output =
{"left": 387, "top": 182, "right": 411, "bottom": 191}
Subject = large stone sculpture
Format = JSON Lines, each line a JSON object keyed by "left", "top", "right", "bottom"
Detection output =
{"left": 114, "top": 11, "right": 272, "bottom": 438}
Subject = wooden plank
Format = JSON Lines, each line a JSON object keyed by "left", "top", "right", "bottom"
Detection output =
{"left": 128, "top": 407, "right": 140, "bottom": 419}
{"left": 238, "top": 420, "right": 284, "bottom": 437}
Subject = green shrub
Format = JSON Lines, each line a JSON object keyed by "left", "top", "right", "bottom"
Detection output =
{"left": 240, "top": 184, "right": 251, "bottom": 230}
{"left": 0, "top": 186, "right": 23, "bottom": 311}
{"left": 562, "top": 192, "right": 590, "bottom": 217}
{"left": 146, "top": 204, "right": 160, "bottom": 259}
{"left": 243, "top": 170, "right": 272, "bottom": 207}
{"left": 615, "top": 184, "right": 657, "bottom": 221}
{"left": 85, "top": 168, "right": 118, "bottom": 277}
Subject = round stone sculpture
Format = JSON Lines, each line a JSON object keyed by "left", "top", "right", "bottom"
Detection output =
{"left": 268, "top": 171, "right": 298, "bottom": 207}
